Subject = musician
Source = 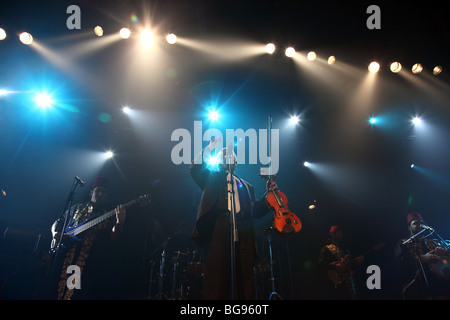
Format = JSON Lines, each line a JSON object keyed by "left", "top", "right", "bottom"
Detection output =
{"left": 190, "top": 137, "right": 276, "bottom": 300}
{"left": 395, "top": 212, "right": 450, "bottom": 300}
{"left": 318, "top": 225, "right": 363, "bottom": 300}
{"left": 50, "top": 176, "right": 126, "bottom": 300}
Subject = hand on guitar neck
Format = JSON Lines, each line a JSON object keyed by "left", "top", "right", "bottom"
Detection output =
{"left": 50, "top": 194, "right": 150, "bottom": 254}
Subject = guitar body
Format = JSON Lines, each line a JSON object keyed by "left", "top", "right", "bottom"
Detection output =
{"left": 327, "top": 255, "right": 354, "bottom": 286}
{"left": 263, "top": 179, "right": 302, "bottom": 237}
{"left": 49, "top": 234, "right": 80, "bottom": 255}
{"left": 49, "top": 216, "right": 101, "bottom": 255}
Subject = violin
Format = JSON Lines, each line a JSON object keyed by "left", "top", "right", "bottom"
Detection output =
{"left": 261, "top": 174, "right": 302, "bottom": 237}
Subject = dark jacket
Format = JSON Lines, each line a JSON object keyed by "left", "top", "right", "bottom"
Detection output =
{"left": 190, "top": 149, "right": 268, "bottom": 246}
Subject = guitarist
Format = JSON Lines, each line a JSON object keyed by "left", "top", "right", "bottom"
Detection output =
{"left": 395, "top": 212, "right": 450, "bottom": 300}
{"left": 318, "top": 225, "right": 364, "bottom": 300}
{"left": 49, "top": 176, "right": 126, "bottom": 300}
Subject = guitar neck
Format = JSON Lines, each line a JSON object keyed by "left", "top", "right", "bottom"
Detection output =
{"left": 68, "top": 199, "right": 137, "bottom": 237}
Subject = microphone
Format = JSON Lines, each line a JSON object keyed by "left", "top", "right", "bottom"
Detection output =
{"left": 420, "top": 224, "right": 434, "bottom": 231}
{"left": 75, "top": 176, "right": 85, "bottom": 187}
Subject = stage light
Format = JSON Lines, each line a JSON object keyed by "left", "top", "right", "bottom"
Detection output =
{"left": 94, "top": 26, "right": 103, "bottom": 37}
{"left": 140, "top": 29, "right": 155, "bottom": 48}
{"left": 122, "top": 106, "right": 131, "bottom": 114}
{"left": 208, "top": 109, "right": 219, "bottom": 121}
{"left": 390, "top": 62, "right": 402, "bottom": 73}
{"left": 433, "top": 66, "right": 443, "bottom": 75}
{"left": 412, "top": 117, "right": 422, "bottom": 126}
{"left": 34, "top": 92, "right": 53, "bottom": 109}
{"left": 119, "top": 27, "right": 131, "bottom": 39}
{"left": 412, "top": 63, "right": 423, "bottom": 74}
{"left": 289, "top": 115, "right": 300, "bottom": 125}
{"left": 369, "top": 117, "right": 377, "bottom": 125}
{"left": 0, "top": 89, "right": 9, "bottom": 96}
{"left": 411, "top": 164, "right": 415, "bottom": 169}
{"left": 105, "top": 151, "right": 114, "bottom": 158}
{"left": 285, "top": 47, "right": 296, "bottom": 58}
{"left": 166, "top": 33, "right": 177, "bottom": 44}
{"left": 304, "top": 161, "right": 309, "bottom": 167}
{"left": 0, "top": 28, "right": 6, "bottom": 40}
{"left": 307, "top": 51, "right": 317, "bottom": 61}
{"left": 368, "top": 61, "right": 380, "bottom": 73}
{"left": 265, "top": 43, "right": 276, "bottom": 54}
{"left": 19, "top": 32, "right": 33, "bottom": 45}
{"left": 328, "top": 56, "right": 336, "bottom": 65}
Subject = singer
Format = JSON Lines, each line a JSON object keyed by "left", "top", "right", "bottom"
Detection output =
{"left": 394, "top": 212, "right": 450, "bottom": 300}
{"left": 49, "top": 176, "right": 126, "bottom": 300}
{"left": 190, "top": 137, "right": 277, "bottom": 300}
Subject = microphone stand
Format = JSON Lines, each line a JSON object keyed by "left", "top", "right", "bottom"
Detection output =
{"left": 402, "top": 228, "right": 431, "bottom": 296}
{"left": 265, "top": 228, "right": 283, "bottom": 300}
{"left": 226, "top": 146, "right": 238, "bottom": 300}
{"left": 43, "top": 176, "right": 83, "bottom": 299}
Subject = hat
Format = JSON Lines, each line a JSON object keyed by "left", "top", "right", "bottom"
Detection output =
{"left": 91, "top": 176, "right": 109, "bottom": 190}
{"left": 329, "top": 225, "right": 341, "bottom": 233}
{"left": 407, "top": 212, "right": 423, "bottom": 225}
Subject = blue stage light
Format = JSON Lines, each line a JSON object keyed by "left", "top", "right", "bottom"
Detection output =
{"left": 369, "top": 117, "right": 377, "bottom": 125}
{"left": 206, "top": 154, "right": 220, "bottom": 171}
{"left": 208, "top": 109, "right": 219, "bottom": 121}
{"left": 34, "top": 92, "right": 53, "bottom": 109}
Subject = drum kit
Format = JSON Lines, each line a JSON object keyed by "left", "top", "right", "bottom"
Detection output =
{"left": 146, "top": 235, "right": 204, "bottom": 300}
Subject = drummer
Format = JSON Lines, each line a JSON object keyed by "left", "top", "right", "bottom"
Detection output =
{"left": 394, "top": 212, "right": 450, "bottom": 300}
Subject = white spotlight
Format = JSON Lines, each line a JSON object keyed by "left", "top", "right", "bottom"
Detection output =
{"left": 412, "top": 117, "right": 422, "bottom": 126}
{"left": 304, "top": 161, "right": 309, "bottom": 167}
{"left": 433, "top": 66, "right": 443, "bottom": 76}
{"left": 166, "top": 33, "right": 177, "bottom": 44}
{"left": 307, "top": 51, "right": 317, "bottom": 61}
{"left": 94, "top": 26, "right": 103, "bottom": 37}
{"left": 285, "top": 47, "right": 296, "bottom": 58}
{"left": 19, "top": 32, "right": 33, "bottom": 45}
{"left": 122, "top": 106, "right": 131, "bottom": 114}
{"left": 119, "top": 28, "right": 131, "bottom": 39}
{"left": 289, "top": 115, "right": 300, "bottom": 125}
{"left": 140, "top": 29, "right": 155, "bottom": 48}
{"left": 368, "top": 61, "right": 380, "bottom": 73}
{"left": 328, "top": 56, "right": 336, "bottom": 65}
{"left": 265, "top": 43, "right": 276, "bottom": 54}
{"left": 390, "top": 62, "right": 402, "bottom": 73}
{"left": 412, "top": 63, "right": 423, "bottom": 74}
{"left": 0, "top": 28, "right": 6, "bottom": 40}
{"left": 105, "top": 151, "right": 114, "bottom": 159}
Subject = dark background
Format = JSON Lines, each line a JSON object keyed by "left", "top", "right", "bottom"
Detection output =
{"left": 0, "top": 0, "right": 449, "bottom": 300}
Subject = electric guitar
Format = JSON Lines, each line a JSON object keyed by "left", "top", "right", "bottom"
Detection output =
{"left": 327, "top": 243, "right": 386, "bottom": 286}
{"left": 49, "top": 194, "right": 150, "bottom": 254}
